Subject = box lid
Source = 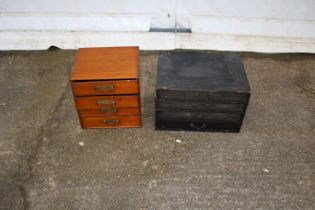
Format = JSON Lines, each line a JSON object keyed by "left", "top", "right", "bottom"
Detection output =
{"left": 156, "top": 52, "right": 250, "bottom": 92}
{"left": 71, "top": 46, "right": 139, "bottom": 81}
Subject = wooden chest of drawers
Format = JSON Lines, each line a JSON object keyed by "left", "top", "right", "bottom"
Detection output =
{"left": 155, "top": 52, "right": 250, "bottom": 132}
{"left": 71, "top": 46, "right": 141, "bottom": 128}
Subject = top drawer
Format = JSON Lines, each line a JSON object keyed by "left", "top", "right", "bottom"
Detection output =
{"left": 156, "top": 90, "right": 250, "bottom": 103}
{"left": 72, "top": 80, "right": 138, "bottom": 96}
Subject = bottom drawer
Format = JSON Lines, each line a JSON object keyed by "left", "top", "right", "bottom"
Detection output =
{"left": 155, "top": 119, "right": 241, "bottom": 132}
{"left": 156, "top": 110, "right": 242, "bottom": 123}
{"left": 81, "top": 115, "right": 141, "bottom": 128}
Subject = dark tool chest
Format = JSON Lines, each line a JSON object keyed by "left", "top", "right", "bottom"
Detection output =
{"left": 155, "top": 51, "right": 250, "bottom": 132}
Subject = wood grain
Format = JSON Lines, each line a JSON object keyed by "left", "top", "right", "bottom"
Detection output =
{"left": 75, "top": 95, "right": 139, "bottom": 109}
{"left": 71, "top": 46, "right": 139, "bottom": 81}
{"left": 79, "top": 107, "right": 140, "bottom": 117}
{"left": 72, "top": 80, "right": 139, "bottom": 96}
{"left": 81, "top": 115, "right": 141, "bottom": 128}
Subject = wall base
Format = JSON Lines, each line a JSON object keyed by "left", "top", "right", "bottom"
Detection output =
{"left": 1, "top": 31, "right": 315, "bottom": 53}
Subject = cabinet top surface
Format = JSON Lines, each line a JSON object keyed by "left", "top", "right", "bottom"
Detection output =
{"left": 156, "top": 51, "right": 250, "bottom": 92}
{"left": 71, "top": 46, "right": 139, "bottom": 81}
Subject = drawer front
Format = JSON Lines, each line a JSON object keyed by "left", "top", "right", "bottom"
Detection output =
{"left": 157, "top": 90, "right": 250, "bottom": 103}
{"left": 156, "top": 119, "right": 241, "bottom": 132}
{"left": 156, "top": 99, "right": 245, "bottom": 113}
{"left": 156, "top": 110, "right": 242, "bottom": 123}
{"left": 75, "top": 95, "right": 139, "bottom": 109}
{"left": 82, "top": 115, "right": 141, "bottom": 128}
{"left": 79, "top": 107, "right": 140, "bottom": 117}
{"left": 72, "top": 80, "right": 139, "bottom": 96}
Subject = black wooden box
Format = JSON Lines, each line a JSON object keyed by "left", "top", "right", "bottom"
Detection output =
{"left": 155, "top": 51, "right": 250, "bottom": 132}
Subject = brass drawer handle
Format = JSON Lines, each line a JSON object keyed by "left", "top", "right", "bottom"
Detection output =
{"left": 101, "top": 108, "right": 117, "bottom": 113}
{"left": 103, "top": 119, "right": 120, "bottom": 125}
{"left": 96, "top": 85, "right": 114, "bottom": 91}
{"left": 97, "top": 100, "right": 115, "bottom": 105}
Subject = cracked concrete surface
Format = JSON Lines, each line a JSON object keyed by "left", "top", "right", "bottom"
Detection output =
{"left": 0, "top": 50, "right": 315, "bottom": 210}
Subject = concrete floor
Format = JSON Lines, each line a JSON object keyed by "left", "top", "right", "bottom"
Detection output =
{"left": 0, "top": 50, "right": 315, "bottom": 210}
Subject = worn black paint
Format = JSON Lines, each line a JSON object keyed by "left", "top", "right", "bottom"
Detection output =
{"left": 155, "top": 51, "right": 251, "bottom": 132}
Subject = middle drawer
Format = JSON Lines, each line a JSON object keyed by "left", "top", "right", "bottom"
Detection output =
{"left": 75, "top": 95, "right": 139, "bottom": 109}
{"left": 79, "top": 107, "right": 140, "bottom": 117}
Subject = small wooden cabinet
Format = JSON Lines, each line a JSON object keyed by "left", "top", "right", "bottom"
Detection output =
{"left": 71, "top": 46, "right": 141, "bottom": 128}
